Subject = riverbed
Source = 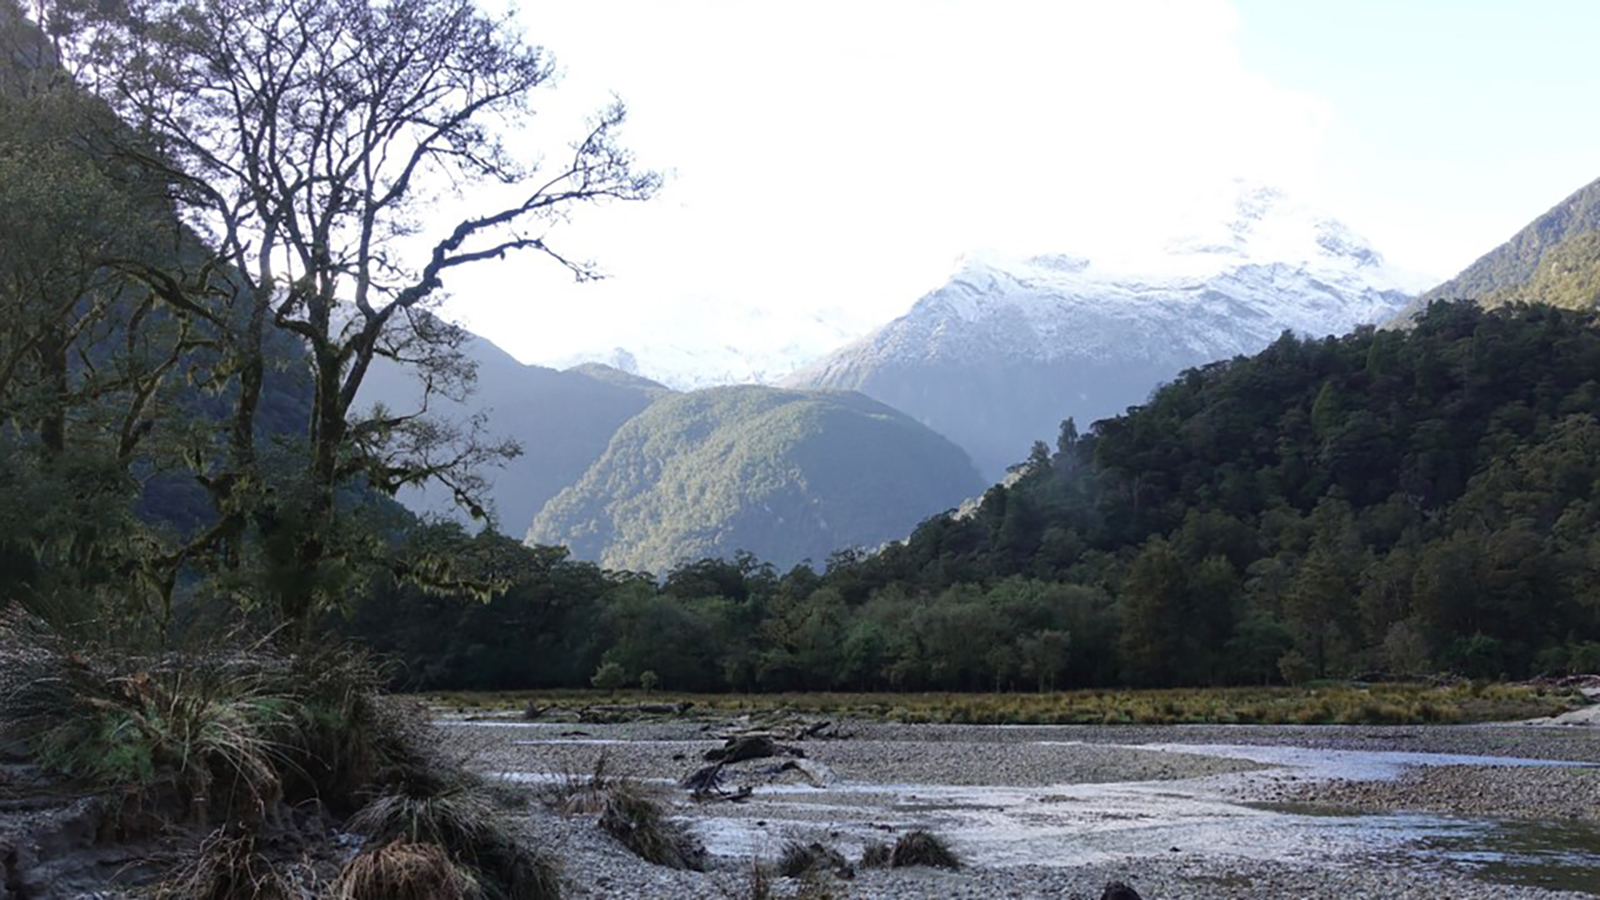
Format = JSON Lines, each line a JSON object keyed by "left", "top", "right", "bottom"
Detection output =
{"left": 440, "top": 718, "right": 1600, "bottom": 898}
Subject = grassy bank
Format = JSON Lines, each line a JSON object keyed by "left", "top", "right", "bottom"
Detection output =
{"left": 419, "top": 681, "right": 1585, "bottom": 727}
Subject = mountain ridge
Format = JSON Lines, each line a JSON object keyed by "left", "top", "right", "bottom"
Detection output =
{"left": 1394, "top": 175, "right": 1600, "bottom": 319}
{"left": 785, "top": 184, "right": 1415, "bottom": 480}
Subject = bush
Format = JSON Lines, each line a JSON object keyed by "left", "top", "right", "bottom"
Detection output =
{"left": 1569, "top": 641, "right": 1600, "bottom": 674}
{"left": 591, "top": 662, "right": 627, "bottom": 692}
{"left": 1440, "top": 634, "right": 1505, "bottom": 680}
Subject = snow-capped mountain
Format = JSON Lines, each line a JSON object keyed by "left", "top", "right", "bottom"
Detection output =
{"left": 542, "top": 296, "right": 867, "bottom": 391}
{"left": 783, "top": 184, "right": 1427, "bottom": 481}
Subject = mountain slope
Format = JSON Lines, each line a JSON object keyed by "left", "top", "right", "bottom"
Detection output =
{"left": 785, "top": 184, "right": 1416, "bottom": 481}
{"left": 1396, "top": 175, "right": 1600, "bottom": 319}
{"left": 357, "top": 334, "right": 664, "bottom": 536}
{"left": 525, "top": 385, "right": 984, "bottom": 572}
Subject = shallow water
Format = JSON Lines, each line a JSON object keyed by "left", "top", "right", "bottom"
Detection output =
{"left": 494, "top": 737, "right": 1600, "bottom": 894}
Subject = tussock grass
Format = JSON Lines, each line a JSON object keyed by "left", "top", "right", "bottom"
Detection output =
{"left": 2, "top": 612, "right": 562, "bottom": 898}
{"left": 330, "top": 840, "right": 471, "bottom": 900}
{"left": 424, "top": 681, "right": 1582, "bottom": 726}
{"left": 776, "top": 841, "right": 851, "bottom": 879}
{"left": 0, "top": 611, "right": 289, "bottom": 825}
{"left": 151, "top": 826, "right": 296, "bottom": 900}
{"left": 540, "top": 753, "right": 704, "bottom": 872}
{"left": 889, "top": 830, "right": 959, "bottom": 870}
{"left": 598, "top": 780, "right": 706, "bottom": 871}
{"left": 539, "top": 753, "right": 615, "bottom": 816}
{"left": 859, "top": 841, "right": 890, "bottom": 868}
{"left": 349, "top": 778, "right": 560, "bottom": 900}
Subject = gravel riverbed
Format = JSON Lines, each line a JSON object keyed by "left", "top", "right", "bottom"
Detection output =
{"left": 440, "top": 717, "right": 1600, "bottom": 899}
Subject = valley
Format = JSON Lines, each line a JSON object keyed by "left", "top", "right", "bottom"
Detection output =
{"left": 5, "top": 0, "right": 1600, "bottom": 898}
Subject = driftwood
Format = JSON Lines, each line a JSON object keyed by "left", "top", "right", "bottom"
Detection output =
{"left": 703, "top": 734, "right": 808, "bottom": 764}
{"left": 710, "top": 714, "right": 853, "bottom": 743}
{"left": 680, "top": 762, "right": 753, "bottom": 803}
{"left": 569, "top": 701, "right": 695, "bottom": 724}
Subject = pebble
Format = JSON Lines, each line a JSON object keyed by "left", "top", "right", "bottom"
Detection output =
{"left": 453, "top": 718, "right": 1600, "bottom": 899}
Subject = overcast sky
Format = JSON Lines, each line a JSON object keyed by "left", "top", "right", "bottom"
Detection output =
{"left": 437, "top": 0, "right": 1600, "bottom": 367}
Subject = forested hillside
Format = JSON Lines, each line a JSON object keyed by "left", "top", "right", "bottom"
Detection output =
{"left": 525, "top": 385, "right": 984, "bottom": 572}
{"left": 1395, "top": 175, "right": 1600, "bottom": 319}
{"left": 357, "top": 329, "right": 663, "bottom": 535}
{"left": 353, "top": 302, "right": 1600, "bottom": 692}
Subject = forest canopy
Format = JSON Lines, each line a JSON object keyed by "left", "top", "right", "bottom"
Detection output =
{"left": 353, "top": 301, "right": 1600, "bottom": 692}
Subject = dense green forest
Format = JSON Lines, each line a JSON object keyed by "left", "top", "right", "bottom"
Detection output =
{"left": 350, "top": 301, "right": 1600, "bottom": 692}
{"left": 526, "top": 384, "right": 984, "bottom": 572}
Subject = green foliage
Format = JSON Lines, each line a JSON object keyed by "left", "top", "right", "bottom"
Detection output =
{"left": 1404, "top": 175, "right": 1600, "bottom": 319}
{"left": 526, "top": 385, "right": 984, "bottom": 573}
{"left": 590, "top": 662, "right": 627, "bottom": 693}
{"left": 355, "top": 303, "right": 1600, "bottom": 694}
{"left": 427, "top": 682, "right": 1577, "bottom": 726}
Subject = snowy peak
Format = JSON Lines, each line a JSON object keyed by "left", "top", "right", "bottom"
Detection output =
{"left": 903, "top": 183, "right": 1415, "bottom": 339}
{"left": 1160, "top": 181, "right": 1385, "bottom": 276}
{"left": 784, "top": 183, "right": 1420, "bottom": 481}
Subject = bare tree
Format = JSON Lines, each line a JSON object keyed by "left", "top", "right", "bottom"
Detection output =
{"left": 30, "top": 0, "right": 659, "bottom": 627}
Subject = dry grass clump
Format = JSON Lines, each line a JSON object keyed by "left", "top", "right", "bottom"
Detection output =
{"left": 598, "top": 780, "right": 706, "bottom": 871}
{"left": 776, "top": 841, "right": 851, "bottom": 880}
{"left": 539, "top": 753, "right": 614, "bottom": 816}
{"left": 858, "top": 840, "right": 891, "bottom": 868}
{"left": 349, "top": 779, "right": 495, "bottom": 850}
{"left": 329, "top": 840, "right": 471, "bottom": 900}
{"left": 348, "top": 778, "right": 561, "bottom": 900}
{"left": 889, "top": 829, "right": 959, "bottom": 870}
{"left": 151, "top": 827, "right": 296, "bottom": 900}
{"left": 541, "top": 753, "right": 704, "bottom": 872}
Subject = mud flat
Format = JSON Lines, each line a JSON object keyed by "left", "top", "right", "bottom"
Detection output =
{"left": 441, "top": 717, "right": 1600, "bottom": 898}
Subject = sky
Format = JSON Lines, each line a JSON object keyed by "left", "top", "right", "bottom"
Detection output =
{"left": 436, "top": 0, "right": 1600, "bottom": 373}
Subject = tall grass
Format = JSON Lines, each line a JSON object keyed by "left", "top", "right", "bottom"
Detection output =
{"left": 0, "top": 610, "right": 563, "bottom": 898}
{"left": 427, "top": 681, "right": 1581, "bottom": 726}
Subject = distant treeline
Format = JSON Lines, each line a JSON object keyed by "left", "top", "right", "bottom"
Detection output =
{"left": 347, "top": 302, "right": 1600, "bottom": 692}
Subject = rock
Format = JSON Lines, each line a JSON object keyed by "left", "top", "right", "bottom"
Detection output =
{"left": 1101, "top": 881, "right": 1143, "bottom": 900}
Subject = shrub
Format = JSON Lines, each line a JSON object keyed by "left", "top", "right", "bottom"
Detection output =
{"left": 859, "top": 841, "right": 891, "bottom": 868}
{"left": 591, "top": 662, "right": 627, "bottom": 693}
